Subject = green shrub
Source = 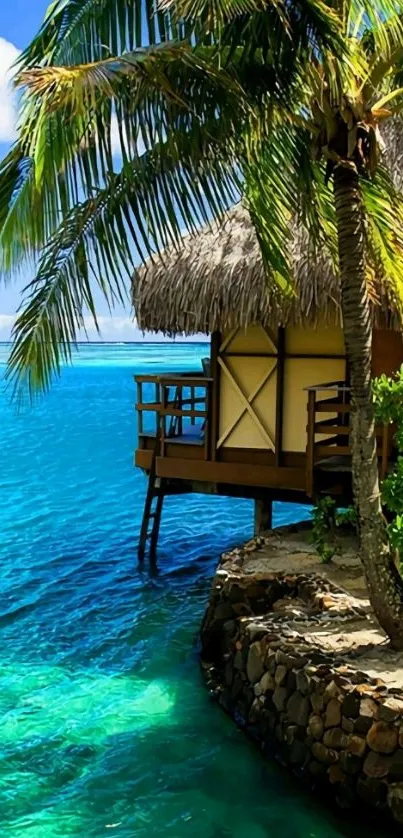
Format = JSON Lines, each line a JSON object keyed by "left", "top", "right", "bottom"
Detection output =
{"left": 373, "top": 368, "right": 403, "bottom": 562}
{"left": 310, "top": 497, "right": 356, "bottom": 563}
{"left": 311, "top": 367, "right": 403, "bottom": 565}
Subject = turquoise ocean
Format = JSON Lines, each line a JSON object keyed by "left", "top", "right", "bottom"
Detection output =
{"left": 0, "top": 342, "right": 378, "bottom": 837}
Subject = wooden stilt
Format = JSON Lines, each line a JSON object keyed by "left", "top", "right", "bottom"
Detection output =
{"left": 138, "top": 446, "right": 166, "bottom": 564}
{"left": 148, "top": 482, "right": 165, "bottom": 563}
{"left": 254, "top": 498, "right": 273, "bottom": 535}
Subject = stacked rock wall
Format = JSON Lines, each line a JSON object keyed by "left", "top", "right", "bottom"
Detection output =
{"left": 201, "top": 557, "right": 403, "bottom": 827}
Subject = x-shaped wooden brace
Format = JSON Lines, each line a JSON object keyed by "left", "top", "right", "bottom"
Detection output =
{"left": 217, "top": 358, "right": 277, "bottom": 449}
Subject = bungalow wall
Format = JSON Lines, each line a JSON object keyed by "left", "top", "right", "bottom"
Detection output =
{"left": 282, "top": 327, "right": 345, "bottom": 453}
{"left": 216, "top": 323, "right": 403, "bottom": 459}
{"left": 217, "top": 325, "right": 278, "bottom": 451}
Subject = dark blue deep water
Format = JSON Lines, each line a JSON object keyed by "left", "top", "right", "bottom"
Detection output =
{"left": 0, "top": 342, "right": 377, "bottom": 837}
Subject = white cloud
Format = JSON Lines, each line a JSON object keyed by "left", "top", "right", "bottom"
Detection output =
{"left": 0, "top": 313, "right": 208, "bottom": 342}
{"left": 80, "top": 315, "right": 207, "bottom": 341}
{"left": 0, "top": 314, "right": 15, "bottom": 338}
{"left": 0, "top": 37, "right": 21, "bottom": 143}
{"left": 0, "top": 313, "right": 144, "bottom": 342}
{"left": 81, "top": 314, "right": 146, "bottom": 340}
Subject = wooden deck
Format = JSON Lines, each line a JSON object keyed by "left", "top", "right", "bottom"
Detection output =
{"left": 135, "top": 372, "right": 393, "bottom": 497}
{"left": 134, "top": 371, "right": 395, "bottom": 561}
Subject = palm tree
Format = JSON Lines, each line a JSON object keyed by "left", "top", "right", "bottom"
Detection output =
{"left": 2, "top": 0, "right": 403, "bottom": 644}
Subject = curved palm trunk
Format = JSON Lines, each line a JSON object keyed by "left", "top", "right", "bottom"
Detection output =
{"left": 334, "top": 162, "right": 403, "bottom": 650}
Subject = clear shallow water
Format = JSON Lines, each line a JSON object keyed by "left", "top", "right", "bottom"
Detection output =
{"left": 0, "top": 342, "right": 377, "bottom": 837}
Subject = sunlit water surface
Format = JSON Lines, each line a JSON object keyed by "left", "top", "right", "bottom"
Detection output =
{"left": 0, "top": 343, "right": 380, "bottom": 837}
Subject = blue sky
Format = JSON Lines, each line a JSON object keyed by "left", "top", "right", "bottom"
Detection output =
{"left": 0, "top": 0, "right": 205, "bottom": 342}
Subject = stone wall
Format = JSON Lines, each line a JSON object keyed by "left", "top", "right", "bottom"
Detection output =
{"left": 200, "top": 537, "right": 403, "bottom": 827}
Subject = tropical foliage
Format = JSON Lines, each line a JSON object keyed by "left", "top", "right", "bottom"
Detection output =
{"left": 374, "top": 371, "right": 403, "bottom": 566}
{"left": 0, "top": 0, "right": 402, "bottom": 392}
{"left": 310, "top": 497, "right": 357, "bottom": 564}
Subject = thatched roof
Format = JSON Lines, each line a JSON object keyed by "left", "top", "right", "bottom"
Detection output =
{"left": 133, "top": 203, "right": 395, "bottom": 336}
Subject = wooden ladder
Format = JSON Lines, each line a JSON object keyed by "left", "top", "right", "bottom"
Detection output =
{"left": 138, "top": 445, "right": 166, "bottom": 564}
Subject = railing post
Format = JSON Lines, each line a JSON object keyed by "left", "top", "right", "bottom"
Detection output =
{"left": 135, "top": 373, "right": 213, "bottom": 458}
{"left": 190, "top": 386, "right": 196, "bottom": 426}
{"left": 137, "top": 379, "right": 143, "bottom": 436}
{"left": 210, "top": 332, "right": 220, "bottom": 461}
{"left": 342, "top": 383, "right": 349, "bottom": 430}
{"left": 178, "top": 385, "right": 183, "bottom": 437}
{"left": 154, "top": 380, "right": 159, "bottom": 437}
{"left": 160, "top": 384, "right": 167, "bottom": 457}
{"left": 306, "top": 389, "right": 316, "bottom": 498}
{"left": 204, "top": 381, "right": 211, "bottom": 461}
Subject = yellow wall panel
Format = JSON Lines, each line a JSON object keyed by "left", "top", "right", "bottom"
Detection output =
{"left": 283, "top": 358, "right": 346, "bottom": 452}
{"left": 285, "top": 327, "right": 345, "bottom": 356}
{"left": 223, "top": 324, "right": 278, "bottom": 354}
{"left": 219, "top": 355, "right": 277, "bottom": 449}
{"left": 218, "top": 325, "right": 346, "bottom": 454}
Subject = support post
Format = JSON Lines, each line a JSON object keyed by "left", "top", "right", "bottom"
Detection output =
{"left": 306, "top": 389, "right": 316, "bottom": 498}
{"left": 275, "top": 327, "right": 285, "bottom": 466}
{"left": 210, "top": 331, "right": 220, "bottom": 461}
{"left": 254, "top": 498, "right": 273, "bottom": 535}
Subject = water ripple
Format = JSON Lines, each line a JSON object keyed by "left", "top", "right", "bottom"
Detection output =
{"left": 0, "top": 344, "right": 379, "bottom": 838}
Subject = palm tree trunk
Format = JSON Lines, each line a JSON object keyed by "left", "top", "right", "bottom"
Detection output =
{"left": 334, "top": 162, "right": 403, "bottom": 649}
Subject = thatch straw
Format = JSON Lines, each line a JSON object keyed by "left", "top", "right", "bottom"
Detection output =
{"left": 133, "top": 202, "right": 397, "bottom": 336}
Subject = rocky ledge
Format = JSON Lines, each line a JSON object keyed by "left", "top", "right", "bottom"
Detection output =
{"left": 200, "top": 525, "right": 403, "bottom": 827}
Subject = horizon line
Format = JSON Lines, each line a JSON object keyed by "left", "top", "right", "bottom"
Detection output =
{"left": 0, "top": 340, "right": 210, "bottom": 345}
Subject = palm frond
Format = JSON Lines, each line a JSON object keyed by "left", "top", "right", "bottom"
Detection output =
{"left": 17, "top": 0, "right": 168, "bottom": 69}
{"left": 3, "top": 44, "right": 253, "bottom": 275}
{"left": 166, "top": 0, "right": 344, "bottom": 55}
{"left": 6, "top": 123, "right": 242, "bottom": 396}
{"left": 18, "top": 0, "right": 347, "bottom": 73}
{"left": 5, "top": 0, "right": 403, "bottom": 400}
{"left": 7, "top": 29, "right": 314, "bottom": 277}
{"left": 244, "top": 122, "right": 338, "bottom": 290}
{"left": 362, "top": 5, "right": 403, "bottom": 90}
{"left": 0, "top": 148, "right": 37, "bottom": 278}
{"left": 16, "top": 43, "right": 200, "bottom": 109}
{"left": 362, "top": 165, "right": 403, "bottom": 316}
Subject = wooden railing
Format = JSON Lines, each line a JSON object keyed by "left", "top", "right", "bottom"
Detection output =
{"left": 306, "top": 381, "right": 392, "bottom": 497}
{"left": 135, "top": 372, "right": 213, "bottom": 460}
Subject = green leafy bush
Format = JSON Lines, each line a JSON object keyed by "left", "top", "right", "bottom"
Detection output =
{"left": 373, "top": 368, "right": 403, "bottom": 562}
{"left": 311, "top": 496, "right": 337, "bottom": 562}
{"left": 311, "top": 368, "right": 403, "bottom": 565}
{"left": 311, "top": 497, "right": 357, "bottom": 563}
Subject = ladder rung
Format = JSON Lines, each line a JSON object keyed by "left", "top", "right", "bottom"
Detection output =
{"left": 138, "top": 446, "right": 165, "bottom": 561}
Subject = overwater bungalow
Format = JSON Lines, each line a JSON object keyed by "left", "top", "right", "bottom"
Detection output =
{"left": 133, "top": 204, "right": 403, "bottom": 560}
